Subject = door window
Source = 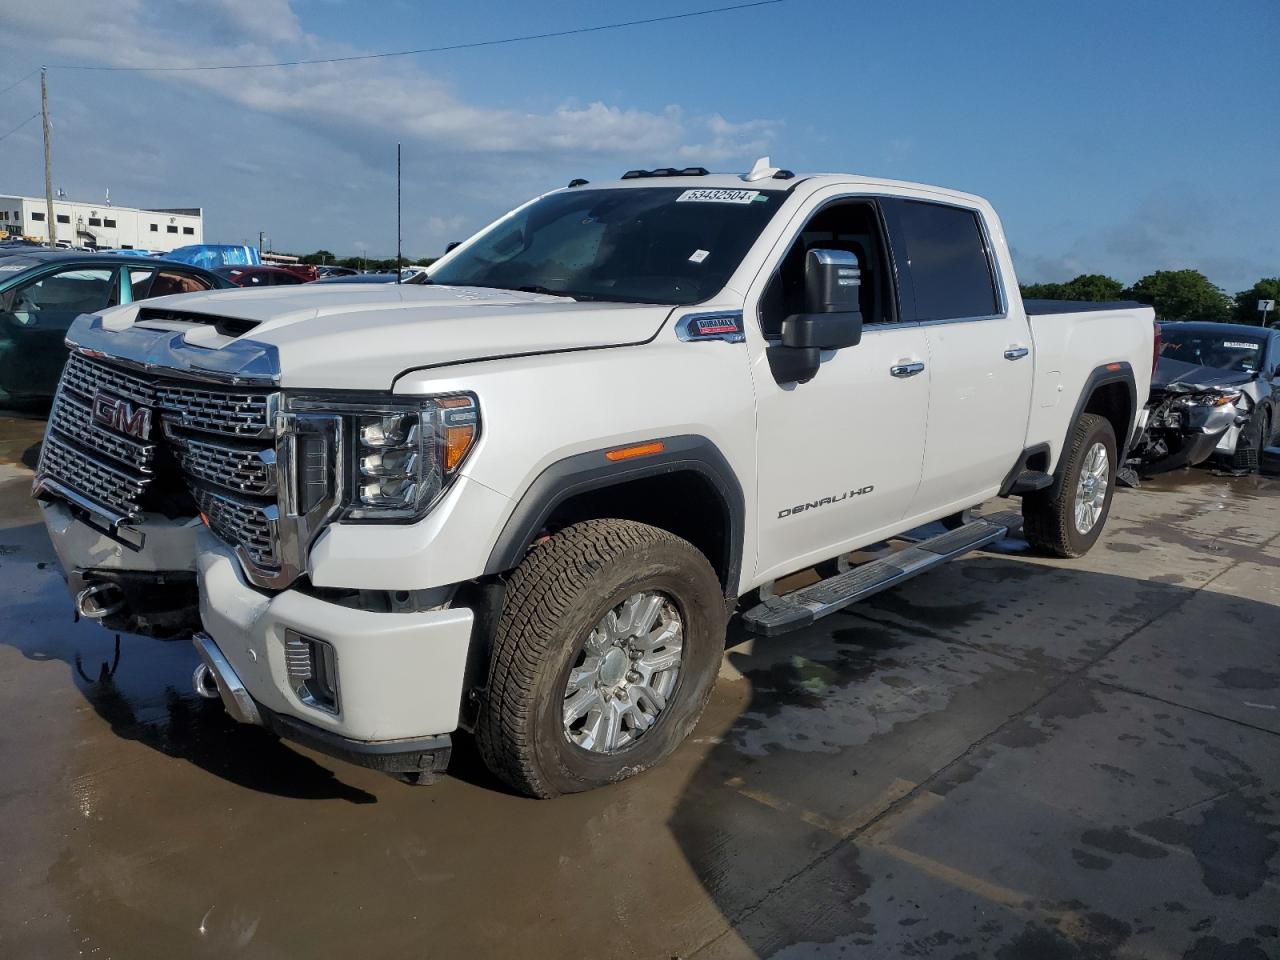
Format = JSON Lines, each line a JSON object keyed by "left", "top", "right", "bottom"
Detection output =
{"left": 892, "top": 201, "right": 999, "bottom": 321}
{"left": 759, "top": 200, "right": 896, "bottom": 337}
{"left": 10, "top": 268, "right": 115, "bottom": 325}
{"left": 129, "top": 267, "right": 215, "bottom": 300}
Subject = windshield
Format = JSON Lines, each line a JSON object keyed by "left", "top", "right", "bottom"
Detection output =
{"left": 429, "top": 186, "right": 784, "bottom": 305}
{"left": 1160, "top": 330, "right": 1265, "bottom": 374}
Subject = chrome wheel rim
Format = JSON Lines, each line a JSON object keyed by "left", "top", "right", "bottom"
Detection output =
{"left": 562, "top": 591, "right": 683, "bottom": 755}
{"left": 1073, "top": 441, "right": 1110, "bottom": 535}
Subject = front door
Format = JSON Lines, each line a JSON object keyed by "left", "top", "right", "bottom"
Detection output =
{"left": 748, "top": 196, "right": 931, "bottom": 586}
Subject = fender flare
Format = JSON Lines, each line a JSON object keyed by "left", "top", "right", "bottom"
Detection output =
{"left": 1064, "top": 361, "right": 1138, "bottom": 463}
{"left": 483, "top": 434, "right": 745, "bottom": 595}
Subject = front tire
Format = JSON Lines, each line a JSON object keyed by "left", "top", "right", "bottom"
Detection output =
{"left": 1023, "top": 413, "right": 1117, "bottom": 558}
{"left": 476, "top": 519, "right": 726, "bottom": 798}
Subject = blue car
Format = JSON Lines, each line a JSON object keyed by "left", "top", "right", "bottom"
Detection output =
{"left": 0, "top": 250, "right": 231, "bottom": 406}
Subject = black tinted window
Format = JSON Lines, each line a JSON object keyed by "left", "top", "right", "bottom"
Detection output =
{"left": 896, "top": 201, "right": 998, "bottom": 321}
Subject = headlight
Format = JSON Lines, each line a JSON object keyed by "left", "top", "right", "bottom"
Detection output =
{"left": 286, "top": 393, "right": 479, "bottom": 522}
{"left": 1185, "top": 391, "right": 1241, "bottom": 407}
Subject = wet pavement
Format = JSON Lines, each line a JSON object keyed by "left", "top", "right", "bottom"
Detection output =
{"left": 1, "top": 411, "right": 1277, "bottom": 959}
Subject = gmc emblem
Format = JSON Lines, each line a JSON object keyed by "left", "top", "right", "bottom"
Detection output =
{"left": 91, "top": 391, "right": 151, "bottom": 439}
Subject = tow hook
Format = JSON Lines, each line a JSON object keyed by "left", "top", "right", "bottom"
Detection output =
{"left": 192, "top": 663, "right": 221, "bottom": 700}
{"left": 74, "top": 581, "right": 126, "bottom": 620}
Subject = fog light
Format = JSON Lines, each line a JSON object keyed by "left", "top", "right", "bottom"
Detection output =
{"left": 284, "top": 630, "right": 340, "bottom": 714}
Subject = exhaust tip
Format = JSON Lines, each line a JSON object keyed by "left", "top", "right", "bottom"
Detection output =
{"left": 192, "top": 663, "right": 221, "bottom": 700}
{"left": 75, "top": 581, "right": 125, "bottom": 620}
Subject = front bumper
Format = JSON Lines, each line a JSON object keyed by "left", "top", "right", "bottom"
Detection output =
{"left": 196, "top": 529, "right": 475, "bottom": 744}
{"left": 193, "top": 631, "right": 453, "bottom": 778}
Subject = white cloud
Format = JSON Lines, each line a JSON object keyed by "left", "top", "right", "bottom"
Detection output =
{"left": 3, "top": 0, "right": 775, "bottom": 163}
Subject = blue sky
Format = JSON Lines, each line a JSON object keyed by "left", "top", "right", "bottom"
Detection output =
{"left": 0, "top": 0, "right": 1275, "bottom": 292}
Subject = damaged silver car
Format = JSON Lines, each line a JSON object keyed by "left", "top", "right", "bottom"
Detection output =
{"left": 1130, "top": 322, "right": 1279, "bottom": 475}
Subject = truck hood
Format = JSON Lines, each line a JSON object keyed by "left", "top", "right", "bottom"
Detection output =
{"left": 1152, "top": 357, "right": 1256, "bottom": 394}
{"left": 115, "top": 284, "right": 673, "bottom": 389}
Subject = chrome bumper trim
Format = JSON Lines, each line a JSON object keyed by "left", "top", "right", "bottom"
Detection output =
{"left": 192, "top": 631, "right": 263, "bottom": 726}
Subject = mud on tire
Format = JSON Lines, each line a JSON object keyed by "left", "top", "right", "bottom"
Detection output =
{"left": 476, "top": 519, "right": 726, "bottom": 798}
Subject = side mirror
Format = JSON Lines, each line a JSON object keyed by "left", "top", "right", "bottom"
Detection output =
{"left": 782, "top": 249, "right": 863, "bottom": 349}
{"left": 768, "top": 249, "right": 863, "bottom": 384}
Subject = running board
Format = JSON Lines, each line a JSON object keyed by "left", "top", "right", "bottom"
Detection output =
{"left": 741, "top": 512, "right": 1023, "bottom": 637}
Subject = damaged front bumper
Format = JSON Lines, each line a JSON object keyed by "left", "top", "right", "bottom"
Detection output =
{"left": 1129, "top": 396, "right": 1242, "bottom": 474}
{"left": 41, "top": 499, "right": 475, "bottom": 780}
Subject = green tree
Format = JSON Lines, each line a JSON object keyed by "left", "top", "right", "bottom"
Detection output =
{"left": 1059, "top": 274, "right": 1124, "bottom": 301}
{"left": 1020, "top": 281, "right": 1064, "bottom": 300}
{"left": 1019, "top": 274, "right": 1124, "bottom": 302}
{"left": 1123, "top": 269, "right": 1231, "bottom": 322}
{"left": 299, "top": 249, "right": 336, "bottom": 265}
{"left": 1232, "top": 278, "right": 1280, "bottom": 326}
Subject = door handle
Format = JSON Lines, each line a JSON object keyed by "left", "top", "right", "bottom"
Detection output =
{"left": 1004, "top": 346, "right": 1030, "bottom": 360}
{"left": 890, "top": 361, "right": 926, "bottom": 378}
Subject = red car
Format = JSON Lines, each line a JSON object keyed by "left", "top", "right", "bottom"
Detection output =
{"left": 213, "top": 265, "right": 312, "bottom": 287}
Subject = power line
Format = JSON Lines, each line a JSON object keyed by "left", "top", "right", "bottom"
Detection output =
{"left": 0, "top": 67, "right": 40, "bottom": 97}
{"left": 0, "top": 112, "right": 39, "bottom": 144}
{"left": 49, "top": 0, "right": 785, "bottom": 72}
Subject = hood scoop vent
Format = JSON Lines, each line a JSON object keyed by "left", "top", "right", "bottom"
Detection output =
{"left": 136, "top": 307, "right": 260, "bottom": 339}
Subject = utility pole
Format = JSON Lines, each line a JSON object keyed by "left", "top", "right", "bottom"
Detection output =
{"left": 41, "top": 68, "right": 56, "bottom": 248}
{"left": 396, "top": 143, "right": 402, "bottom": 284}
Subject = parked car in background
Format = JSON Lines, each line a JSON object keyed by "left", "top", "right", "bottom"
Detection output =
{"left": 316, "top": 265, "right": 358, "bottom": 278}
{"left": 273, "top": 264, "right": 320, "bottom": 283}
{"left": 213, "top": 265, "right": 309, "bottom": 287}
{"left": 0, "top": 250, "right": 231, "bottom": 406}
{"left": 312, "top": 270, "right": 434, "bottom": 285}
{"left": 1130, "top": 321, "right": 1279, "bottom": 474}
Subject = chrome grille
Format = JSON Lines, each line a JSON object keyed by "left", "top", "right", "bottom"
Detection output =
{"left": 38, "top": 352, "right": 283, "bottom": 578}
{"left": 192, "top": 486, "right": 279, "bottom": 569}
{"left": 166, "top": 429, "right": 276, "bottom": 496}
{"left": 156, "top": 384, "right": 273, "bottom": 439}
{"left": 39, "top": 433, "right": 151, "bottom": 518}
{"left": 61, "top": 353, "right": 154, "bottom": 406}
{"left": 50, "top": 391, "right": 153, "bottom": 473}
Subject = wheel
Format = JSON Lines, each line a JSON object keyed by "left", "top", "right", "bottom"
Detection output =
{"left": 1231, "top": 407, "right": 1268, "bottom": 474}
{"left": 476, "top": 519, "right": 726, "bottom": 798}
{"left": 1022, "top": 413, "right": 1117, "bottom": 558}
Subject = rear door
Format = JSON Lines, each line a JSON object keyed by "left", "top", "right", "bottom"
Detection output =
{"left": 882, "top": 199, "right": 1032, "bottom": 517}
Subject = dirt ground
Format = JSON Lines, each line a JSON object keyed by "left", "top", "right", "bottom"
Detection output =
{"left": 1, "top": 411, "right": 1277, "bottom": 959}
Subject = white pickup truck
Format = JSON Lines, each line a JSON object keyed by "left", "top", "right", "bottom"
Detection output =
{"left": 35, "top": 162, "right": 1155, "bottom": 796}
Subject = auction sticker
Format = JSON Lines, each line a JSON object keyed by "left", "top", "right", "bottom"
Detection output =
{"left": 676, "top": 189, "right": 761, "bottom": 204}
{"left": 1224, "top": 341, "right": 1260, "bottom": 350}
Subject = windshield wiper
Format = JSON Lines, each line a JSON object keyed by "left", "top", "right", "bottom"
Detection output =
{"left": 515, "top": 284, "right": 598, "bottom": 301}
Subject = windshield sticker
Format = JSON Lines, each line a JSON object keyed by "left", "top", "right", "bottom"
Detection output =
{"left": 1223, "top": 341, "right": 1260, "bottom": 350}
{"left": 688, "top": 249, "right": 710, "bottom": 263}
{"left": 676, "top": 189, "right": 761, "bottom": 204}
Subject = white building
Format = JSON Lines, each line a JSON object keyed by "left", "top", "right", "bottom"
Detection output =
{"left": 0, "top": 194, "right": 203, "bottom": 252}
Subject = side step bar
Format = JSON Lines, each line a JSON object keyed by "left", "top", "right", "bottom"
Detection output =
{"left": 741, "top": 511, "right": 1024, "bottom": 637}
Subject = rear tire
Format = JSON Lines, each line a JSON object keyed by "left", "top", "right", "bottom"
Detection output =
{"left": 476, "top": 519, "right": 726, "bottom": 798}
{"left": 1023, "top": 413, "right": 1117, "bottom": 558}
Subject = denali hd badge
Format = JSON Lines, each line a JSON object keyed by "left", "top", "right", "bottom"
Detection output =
{"left": 778, "top": 486, "right": 874, "bottom": 518}
{"left": 92, "top": 391, "right": 151, "bottom": 440}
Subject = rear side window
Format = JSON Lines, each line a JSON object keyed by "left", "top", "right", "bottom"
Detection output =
{"left": 896, "top": 201, "right": 998, "bottom": 321}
